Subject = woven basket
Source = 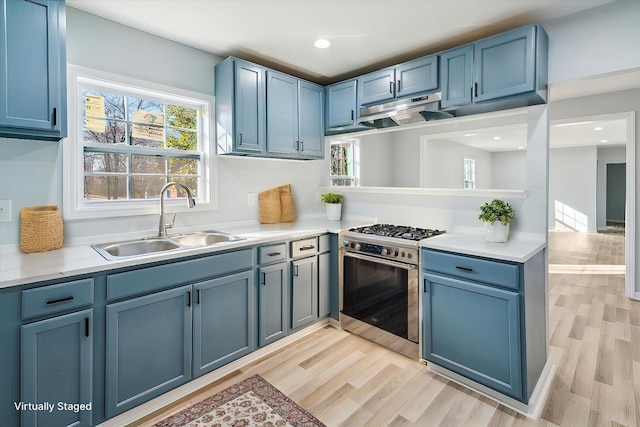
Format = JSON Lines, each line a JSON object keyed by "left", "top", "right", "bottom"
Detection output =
{"left": 20, "top": 205, "right": 64, "bottom": 253}
{"left": 258, "top": 184, "right": 296, "bottom": 224}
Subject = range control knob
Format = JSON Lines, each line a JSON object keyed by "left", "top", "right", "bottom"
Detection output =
{"left": 381, "top": 248, "right": 398, "bottom": 257}
{"left": 343, "top": 240, "right": 349, "bottom": 248}
{"left": 354, "top": 243, "right": 361, "bottom": 251}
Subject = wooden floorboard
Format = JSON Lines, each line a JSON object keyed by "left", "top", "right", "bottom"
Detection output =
{"left": 130, "top": 230, "right": 639, "bottom": 427}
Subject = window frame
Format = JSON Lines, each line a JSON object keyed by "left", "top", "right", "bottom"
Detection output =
{"left": 329, "top": 137, "right": 359, "bottom": 187}
{"left": 64, "top": 65, "right": 217, "bottom": 220}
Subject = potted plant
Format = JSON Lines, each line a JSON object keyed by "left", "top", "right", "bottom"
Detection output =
{"left": 321, "top": 192, "right": 343, "bottom": 221}
{"left": 478, "top": 199, "right": 515, "bottom": 242}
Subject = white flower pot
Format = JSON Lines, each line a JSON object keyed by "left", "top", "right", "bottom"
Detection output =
{"left": 485, "top": 222, "right": 510, "bottom": 242}
{"left": 325, "top": 203, "right": 342, "bottom": 221}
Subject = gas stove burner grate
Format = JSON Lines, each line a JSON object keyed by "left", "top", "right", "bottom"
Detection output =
{"left": 349, "top": 224, "right": 446, "bottom": 241}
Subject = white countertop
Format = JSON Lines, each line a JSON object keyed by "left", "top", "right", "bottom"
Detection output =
{"left": 0, "top": 217, "right": 370, "bottom": 290}
{"left": 420, "top": 228, "right": 546, "bottom": 263}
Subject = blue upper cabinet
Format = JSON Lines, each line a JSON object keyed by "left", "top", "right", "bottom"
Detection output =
{"left": 440, "top": 44, "right": 473, "bottom": 109}
{"left": 0, "top": 0, "right": 66, "bottom": 141}
{"left": 325, "top": 79, "right": 358, "bottom": 129}
{"left": 267, "top": 70, "right": 299, "bottom": 155}
{"left": 266, "top": 71, "right": 324, "bottom": 158}
{"left": 474, "top": 25, "right": 537, "bottom": 102}
{"left": 215, "top": 57, "right": 266, "bottom": 154}
{"left": 216, "top": 57, "right": 323, "bottom": 159}
{"left": 440, "top": 24, "right": 548, "bottom": 113}
{"left": 358, "top": 55, "right": 439, "bottom": 106}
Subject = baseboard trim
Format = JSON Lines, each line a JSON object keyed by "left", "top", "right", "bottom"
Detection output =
{"left": 427, "top": 359, "right": 556, "bottom": 419}
{"left": 97, "top": 319, "right": 332, "bottom": 427}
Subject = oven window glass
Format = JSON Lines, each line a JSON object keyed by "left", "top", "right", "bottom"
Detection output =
{"left": 343, "top": 255, "right": 408, "bottom": 339}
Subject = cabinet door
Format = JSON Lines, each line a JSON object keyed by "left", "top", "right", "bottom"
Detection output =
{"left": 266, "top": 70, "right": 299, "bottom": 155}
{"left": 474, "top": 25, "right": 536, "bottom": 102}
{"left": 193, "top": 271, "right": 254, "bottom": 377}
{"left": 0, "top": 0, "right": 64, "bottom": 137}
{"left": 396, "top": 55, "right": 439, "bottom": 98}
{"left": 258, "top": 262, "right": 288, "bottom": 347}
{"left": 105, "top": 286, "right": 192, "bottom": 418}
{"left": 423, "top": 273, "right": 522, "bottom": 399}
{"left": 21, "top": 309, "right": 93, "bottom": 427}
{"left": 234, "top": 59, "right": 265, "bottom": 152}
{"left": 318, "top": 251, "right": 331, "bottom": 318}
{"left": 326, "top": 80, "right": 357, "bottom": 129}
{"left": 298, "top": 80, "right": 324, "bottom": 158}
{"left": 440, "top": 44, "right": 473, "bottom": 109}
{"left": 291, "top": 257, "right": 317, "bottom": 330}
{"left": 358, "top": 67, "right": 395, "bottom": 105}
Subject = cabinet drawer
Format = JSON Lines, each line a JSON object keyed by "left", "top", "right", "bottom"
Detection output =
{"left": 22, "top": 278, "right": 94, "bottom": 319}
{"left": 258, "top": 243, "right": 287, "bottom": 264}
{"left": 107, "top": 249, "right": 253, "bottom": 301}
{"left": 291, "top": 237, "right": 318, "bottom": 258}
{"left": 422, "top": 249, "right": 519, "bottom": 290}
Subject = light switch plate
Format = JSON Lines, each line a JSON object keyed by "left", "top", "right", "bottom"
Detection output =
{"left": 0, "top": 200, "right": 11, "bottom": 222}
{"left": 247, "top": 193, "right": 257, "bottom": 206}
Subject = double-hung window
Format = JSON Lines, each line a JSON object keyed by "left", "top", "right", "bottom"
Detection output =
{"left": 463, "top": 158, "right": 476, "bottom": 189}
{"left": 64, "top": 65, "right": 215, "bottom": 219}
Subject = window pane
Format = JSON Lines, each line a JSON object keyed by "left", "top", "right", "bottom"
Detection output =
{"left": 169, "top": 177, "right": 198, "bottom": 197}
{"left": 131, "top": 155, "right": 165, "bottom": 174}
{"left": 84, "top": 176, "right": 127, "bottom": 200}
{"left": 167, "top": 129, "right": 198, "bottom": 151}
{"left": 169, "top": 157, "right": 197, "bottom": 175}
{"left": 83, "top": 120, "right": 127, "bottom": 144}
{"left": 82, "top": 90, "right": 125, "bottom": 120}
{"left": 130, "top": 126, "right": 164, "bottom": 148}
{"left": 128, "top": 97, "right": 163, "bottom": 118}
{"left": 167, "top": 105, "right": 197, "bottom": 130}
{"left": 84, "top": 152, "right": 127, "bottom": 173}
{"left": 131, "top": 176, "right": 165, "bottom": 199}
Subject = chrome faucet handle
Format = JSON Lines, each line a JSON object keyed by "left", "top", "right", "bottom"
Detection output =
{"left": 165, "top": 212, "right": 177, "bottom": 233}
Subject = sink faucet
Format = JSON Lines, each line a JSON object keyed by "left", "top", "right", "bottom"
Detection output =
{"left": 158, "top": 182, "right": 196, "bottom": 237}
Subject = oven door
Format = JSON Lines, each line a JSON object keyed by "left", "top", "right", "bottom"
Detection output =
{"left": 341, "top": 252, "right": 418, "bottom": 343}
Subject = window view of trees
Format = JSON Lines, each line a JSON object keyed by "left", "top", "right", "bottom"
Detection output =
{"left": 82, "top": 89, "right": 200, "bottom": 201}
{"left": 330, "top": 140, "right": 356, "bottom": 186}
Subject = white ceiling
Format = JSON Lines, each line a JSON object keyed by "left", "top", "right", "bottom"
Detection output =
{"left": 66, "top": 0, "right": 617, "bottom": 85}
{"left": 437, "top": 118, "right": 628, "bottom": 152}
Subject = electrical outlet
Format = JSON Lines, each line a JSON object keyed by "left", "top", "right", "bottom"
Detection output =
{"left": 247, "top": 193, "right": 257, "bottom": 206}
{"left": 0, "top": 200, "right": 12, "bottom": 222}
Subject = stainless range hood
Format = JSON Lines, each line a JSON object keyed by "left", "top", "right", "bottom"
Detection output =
{"left": 358, "top": 92, "right": 454, "bottom": 129}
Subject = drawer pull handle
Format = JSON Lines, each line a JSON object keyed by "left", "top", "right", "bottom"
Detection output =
{"left": 299, "top": 245, "right": 315, "bottom": 251}
{"left": 267, "top": 252, "right": 282, "bottom": 257}
{"left": 456, "top": 266, "right": 474, "bottom": 272}
{"left": 46, "top": 295, "right": 74, "bottom": 305}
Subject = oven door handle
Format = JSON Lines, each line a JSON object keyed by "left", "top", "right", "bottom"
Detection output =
{"left": 344, "top": 251, "right": 417, "bottom": 270}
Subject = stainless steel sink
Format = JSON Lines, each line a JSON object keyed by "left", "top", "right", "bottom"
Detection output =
{"left": 92, "top": 230, "right": 246, "bottom": 261}
{"left": 171, "top": 231, "right": 244, "bottom": 247}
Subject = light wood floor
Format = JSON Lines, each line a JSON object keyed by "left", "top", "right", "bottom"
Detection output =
{"left": 131, "top": 231, "right": 639, "bottom": 427}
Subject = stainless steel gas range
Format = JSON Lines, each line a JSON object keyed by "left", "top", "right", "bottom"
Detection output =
{"left": 340, "top": 224, "right": 445, "bottom": 359}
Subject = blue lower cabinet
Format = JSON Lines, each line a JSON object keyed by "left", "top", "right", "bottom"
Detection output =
{"left": 258, "top": 262, "right": 288, "bottom": 347}
{"left": 291, "top": 257, "right": 317, "bottom": 330}
{"left": 423, "top": 273, "right": 522, "bottom": 400}
{"left": 318, "top": 251, "right": 331, "bottom": 318}
{"left": 193, "top": 271, "right": 254, "bottom": 376}
{"left": 105, "top": 286, "right": 192, "bottom": 418}
{"left": 21, "top": 309, "right": 93, "bottom": 427}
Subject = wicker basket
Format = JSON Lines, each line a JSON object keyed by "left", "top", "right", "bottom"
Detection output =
{"left": 258, "top": 184, "right": 296, "bottom": 224}
{"left": 20, "top": 205, "right": 64, "bottom": 253}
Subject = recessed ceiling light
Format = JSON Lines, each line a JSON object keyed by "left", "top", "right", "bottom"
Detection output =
{"left": 314, "top": 39, "right": 331, "bottom": 49}
{"left": 464, "top": 133, "right": 478, "bottom": 137}
{"left": 594, "top": 126, "right": 604, "bottom": 131}
{"left": 493, "top": 136, "right": 501, "bottom": 140}
{"left": 600, "top": 139, "right": 608, "bottom": 143}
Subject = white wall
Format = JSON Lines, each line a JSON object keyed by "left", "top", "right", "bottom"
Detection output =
{"left": 359, "top": 132, "right": 392, "bottom": 187}
{"left": 549, "top": 146, "right": 598, "bottom": 232}
{"left": 597, "top": 146, "right": 627, "bottom": 229}
{"left": 421, "top": 139, "right": 493, "bottom": 189}
{"left": 0, "top": 8, "right": 327, "bottom": 245}
{"left": 492, "top": 151, "right": 527, "bottom": 190}
{"left": 544, "top": 0, "right": 640, "bottom": 84}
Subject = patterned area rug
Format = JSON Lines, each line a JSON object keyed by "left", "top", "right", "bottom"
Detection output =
{"left": 154, "top": 375, "right": 326, "bottom": 427}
